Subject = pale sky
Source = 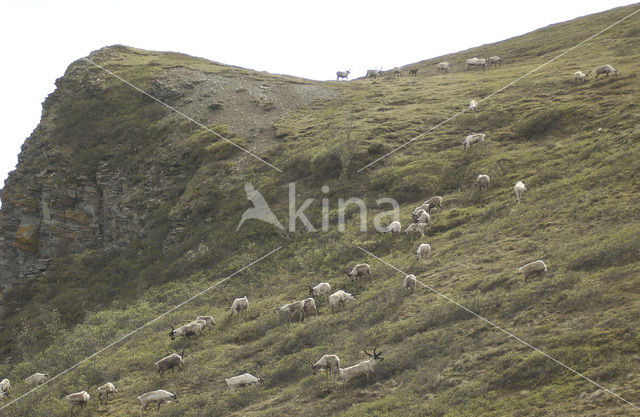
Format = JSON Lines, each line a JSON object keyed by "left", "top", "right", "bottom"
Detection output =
{"left": 0, "top": 0, "right": 635, "bottom": 192}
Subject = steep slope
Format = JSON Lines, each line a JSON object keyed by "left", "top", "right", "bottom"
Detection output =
{"left": 0, "top": 45, "right": 335, "bottom": 356}
{"left": 2, "top": 4, "right": 640, "bottom": 417}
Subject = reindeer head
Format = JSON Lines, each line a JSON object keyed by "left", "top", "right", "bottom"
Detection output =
{"left": 364, "top": 347, "right": 384, "bottom": 361}
{"left": 308, "top": 361, "right": 319, "bottom": 375}
{"left": 169, "top": 326, "right": 176, "bottom": 340}
{"left": 308, "top": 286, "right": 314, "bottom": 296}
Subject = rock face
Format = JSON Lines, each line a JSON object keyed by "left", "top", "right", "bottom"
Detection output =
{"left": 0, "top": 151, "right": 145, "bottom": 286}
{"left": 0, "top": 45, "right": 336, "bottom": 288}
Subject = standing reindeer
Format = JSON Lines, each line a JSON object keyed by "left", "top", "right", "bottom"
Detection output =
{"left": 336, "top": 69, "right": 351, "bottom": 81}
{"left": 337, "top": 347, "right": 384, "bottom": 391}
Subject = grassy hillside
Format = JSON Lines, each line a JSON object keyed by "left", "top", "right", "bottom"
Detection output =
{"left": 2, "top": 4, "right": 640, "bottom": 416}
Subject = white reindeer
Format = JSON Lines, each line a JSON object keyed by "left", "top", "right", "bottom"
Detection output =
{"left": 66, "top": 391, "right": 90, "bottom": 416}
{"left": 403, "top": 274, "right": 417, "bottom": 293}
{"left": 137, "top": 390, "right": 177, "bottom": 415}
{"left": 225, "top": 373, "right": 263, "bottom": 392}
{"left": 329, "top": 290, "right": 356, "bottom": 313}
{"left": 347, "top": 263, "right": 372, "bottom": 283}
{"left": 0, "top": 379, "right": 10, "bottom": 399}
{"left": 310, "top": 354, "right": 340, "bottom": 378}
{"left": 309, "top": 282, "right": 331, "bottom": 303}
{"left": 338, "top": 347, "right": 384, "bottom": 391}
{"left": 230, "top": 296, "right": 249, "bottom": 319}
{"left": 97, "top": 382, "right": 117, "bottom": 405}
{"left": 24, "top": 373, "right": 49, "bottom": 385}
{"left": 574, "top": 71, "right": 590, "bottom": 85}
{"left": 514, "top": 181, "right": 527, "bottom": 203}
{"left": 416, "top": 243, "right": 431, "bottom": 260}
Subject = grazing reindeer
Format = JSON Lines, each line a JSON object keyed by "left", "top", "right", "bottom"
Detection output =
{"left": 416, "top": 243, "right": 431, "bottom": 261}
{"left": 24, "top": 373, "right": 49, "bottom": 385}
{"left": 309, "top": 282, "right": 331, "bottom": 303}
{"left": 366, "top": 68, "right": 382, "bottom": 79}
{"left": 329, "top": 290, "right": 356, "bottom": 313}
{"left": 303, "top": 298, "right": 318, "bottom": 319}
{"left": 310, "top": 354, "right": 340, "bottom": 378}
{"left": 277, "top": 301, "right": 305, "bottom": 323}
{"left": 514, "top": 181, "right": 527, "bottom": 203}
{"left": 463, "top": 133, "right": 486, "bottom": 150}
{"left": 66, "top": 391, "right": 90, "bottom": 416}
{"left": 423, "top": 196, "right": 443, "bottom": 213}
{"left": 475, "top": 174, "right": 491, "bottom": 192}
{"left": 594, "top": 65, "right": 617, "bottom": 80}
{"left": 195, "top": 315, "right": 215, "bottom": 330}
{"left": 437, "top": 62, "right": 453, "bottom": 74}
{"left": 137, "top": 390, "right": 177, "bottom": 415}
{"left": 0, "top": 379, "right": 10, "bottom": 398}
{"left": 155, "top": 345, "right": 186, "bottom": 374}
{"left": 487, "top": 56, "right": 502, "bottom": 68}
{"left": 225, "top": 373, "right": 263, "bottom": 392}
{"left": 403, "top": 274, "right": 417, "bottom": 293}
{"left": 347, "top": 263, "right": 373, "bottom": 284}
{"left": 97, "top": 382, "right": 117, "bottom": 405}
{"left": 230, "top": 296, "right": 249, "bottom": 319}
{"left": 404, "top": 222, "right": 428, "bottom": 238}
{"left": 169, "top": 321, "right": 202, "bottom": 340}
{"left": 519, "top": 260, "right": 547, "bottom": 283}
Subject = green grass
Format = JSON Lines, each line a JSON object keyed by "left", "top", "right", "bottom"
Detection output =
{"left": 2, "top": 4, "right": 640, "bottom": 417}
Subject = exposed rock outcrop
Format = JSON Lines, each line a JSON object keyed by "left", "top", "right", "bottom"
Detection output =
{"left": 0, "top": 45, "right": 336, "bottom": 288}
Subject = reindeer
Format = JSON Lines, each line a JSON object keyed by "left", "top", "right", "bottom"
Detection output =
{"left": 337, "top": 347, "right": 384, "bottom": 391}
{"left": 309, "top": 354, "right": 340, "bottom": 378}
{"left": 336, "top": 69, "right": 351, "bottom": 81}
{"left": 154, "top": 345, "right": 187, "bottom": 374}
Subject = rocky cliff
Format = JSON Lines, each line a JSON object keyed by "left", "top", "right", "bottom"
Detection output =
{"left": 0, "top": 45, "right": 335, "bottom": 288}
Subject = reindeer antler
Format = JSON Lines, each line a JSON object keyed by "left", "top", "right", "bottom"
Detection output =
{"left": 364, "top": 349, "right": 372, "bottom": 357}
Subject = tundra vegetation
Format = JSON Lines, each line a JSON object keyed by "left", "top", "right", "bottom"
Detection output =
{"left": 1, "top": 5, "right": 640, "bottom": 416}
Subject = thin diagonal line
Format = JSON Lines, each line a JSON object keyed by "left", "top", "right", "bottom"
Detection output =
{"left": 82, "top": 57, "right": 283, "bottom": 173}
{"left": 357, "top": 6, "right": 640, "bottom": 173}
{"left": 0, "top": 246, "right": 282, "bottom": 411}
{"left": 356, "top": 245, "right": 640, "bottom": 413}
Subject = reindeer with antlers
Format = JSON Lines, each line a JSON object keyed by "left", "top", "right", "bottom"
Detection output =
{"left": 154, "top": 345, "right": 187, "bottom": 374}
{"left": 337, "top": 347, "right": 384, "bottom": 391}
{"left": 169, "top": 321, "right": 204, "bottom": 340}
